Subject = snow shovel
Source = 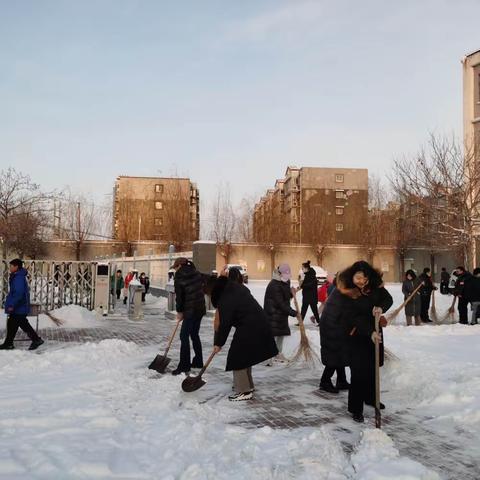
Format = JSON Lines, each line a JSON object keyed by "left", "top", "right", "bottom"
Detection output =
{"left": 181, "top": 350, "right": 217, "bottom": 392}
{"left": 148, "top": 319, "right": 181, "bottom": 373}
{"left": 373, "top": 307, "right": 382, "bottom": 429}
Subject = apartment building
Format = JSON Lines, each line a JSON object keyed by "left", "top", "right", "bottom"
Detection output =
{"left": 113, "top": 176, "right": 200, "bottom": 243}
{"left": 254, "top": 167, "right": 368, "bottom": 245}
{"left": 463, "top": 49, "right": 480, "bottom": 159}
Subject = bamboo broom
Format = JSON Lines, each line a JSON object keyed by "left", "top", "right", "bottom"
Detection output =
{"left": 289, "top": 290, "right": 320, "bottom": 365}
{"left": 429, "top": 289, "right": 440, "bottom": 323}
{"left": 386, "top": 282, "right": 423, "bottom": 324}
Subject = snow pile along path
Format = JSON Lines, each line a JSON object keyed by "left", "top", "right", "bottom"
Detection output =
{"left": 0, "top": 339, "right": 440, "bottom": 479}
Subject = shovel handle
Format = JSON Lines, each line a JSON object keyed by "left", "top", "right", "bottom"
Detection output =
{"left": 197, "top": 350, "right": 217, "bottom": 377}
{"left": 164, "top": 319, "right": 181, "bottom": 356}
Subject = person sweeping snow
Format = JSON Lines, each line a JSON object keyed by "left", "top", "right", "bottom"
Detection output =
{"left": 263, "top": 264, "right": 297, "bottom": 364}
{"left": 402, "top": 270, "right": 422, "bottom": 326}
{"left": 211, "top": 268, "right": 278, "bottom": 402}
{"left": 298, "top": 260, "right": 320, "bottom": 325}
{"left": 336, "top": 261, "right": 393, "bottom": 423}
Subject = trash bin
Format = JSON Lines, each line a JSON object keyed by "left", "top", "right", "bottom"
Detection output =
{"left": 128, "top": 281, "right": 145, "bottom": 319}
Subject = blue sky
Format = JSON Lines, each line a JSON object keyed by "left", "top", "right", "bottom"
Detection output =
{"left": 1, "top": 0, "right": 479, "bottom": 208}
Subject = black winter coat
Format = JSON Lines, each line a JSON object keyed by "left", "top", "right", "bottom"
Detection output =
{"left": 300, "top": 268, "right": 317, "bottom": 301}
{"left": 454, "top": 272, "right": 472, "bottom": 297}
{"left": 347, "top": 287, "right": 393, "bottom": 368}
{"left": 318, "top": 288, "right": 352, "bottom": 368}
{"left": 463, "top": 275, "right": 480, "bottom": 302}
{"left": 174, "top": 263, "right": 206, "bottom": 318}
{"left": 402, "top": 279, "right": 421, "bottom": 317}
{"left": 213, "top": 277, "right": 278, "bottom": 371}
{"left": 264, "top": 279, "right": 296, "bottom": 337}
{"left": 418, "top": 273, "right": 435, "bottom": 296}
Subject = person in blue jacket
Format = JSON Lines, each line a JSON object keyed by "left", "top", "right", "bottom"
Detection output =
{"left": 0, "top": 259, "right": 44, "bottom": 350}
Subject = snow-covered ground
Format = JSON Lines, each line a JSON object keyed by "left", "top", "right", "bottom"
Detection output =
{"left": 0, "top": 283, "right": 478, "bottom": 478}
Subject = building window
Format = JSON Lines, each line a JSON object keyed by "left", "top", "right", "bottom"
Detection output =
{"left": 335, "top": 190, "right": 344, "bottom": 199}
{"left": 155, "top": 201, "right": 163, "bottom": 210}
{"left": 336, "top": 223, "right": 344, "bottom": 232}
{"left": 155, "top": 184, "right": 164, "bottom": 193}
{"left": 154, "top": 218, "right": 163, "bottom": 226}
{"left": 335, "top": 174, "right": 344, "bottom": 183}
{"left": 335, "top": 207, "right": 344, "bottom": 215}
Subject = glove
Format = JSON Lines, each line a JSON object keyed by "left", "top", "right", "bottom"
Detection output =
{"left": 6, "top": 307, "right": 13, "bottom": 313}
{"left": 290, "top": 309, "right": 298, "bottom": 317}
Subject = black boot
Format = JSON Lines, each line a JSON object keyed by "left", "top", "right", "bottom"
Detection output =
{"left": 319, "top": 381, "right": 339, "bottom": 394}
{"left": 0, "top": 343, "right": 14, "bottom": 350}
{"left": 28, "top": 339, "right": 44, "bottom": 351}
{"left": 352, "top": 412, "right": 365, "bottom": 423}
{"left": 171, "top": 367, "right": 190, "bottom": 376}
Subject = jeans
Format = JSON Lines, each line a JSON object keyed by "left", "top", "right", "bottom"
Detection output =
{"left": 178, "top": 315, "right": 203, "bottom": 371}
{"left": 470, "top": 301, "right": 480, "bottom": 324}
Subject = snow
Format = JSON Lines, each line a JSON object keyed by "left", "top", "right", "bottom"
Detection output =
{"left": 0, "top": 305, "right": 102, "bottom": 330}
{"left": 0, "top": 282, "right": 478, "bottom": 478}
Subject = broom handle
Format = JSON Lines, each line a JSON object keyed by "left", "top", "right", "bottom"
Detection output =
{"left": 164, "top": 319, "right": 181, "bottom": 356}
{"left": 374, "top": 308, "right": 382, "bottom": 429}
{"left": 197, "top": 350, "right": 217, "bottom": 377}
{"left": 431, "top": 289, "right": 435, "bottom": 308}
{"left": 398, "top": 282, "right": 423, "bottom": 311}
{"left": 291, "top": 289, "right": 304, "bottom": 326}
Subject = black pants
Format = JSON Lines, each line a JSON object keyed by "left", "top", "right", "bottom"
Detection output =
{"left": 348, "top": 349, "right": 375, "bottom": 415}
{"left": 321, "top": 366, "right": 347, "bottom": 385}
{"left": 4, "top": 315, "right": 40, "bottom": 346}
{"left": 458, "top": 297, "right": 469, "bottom": 324}
{"left": 178, "top": 315, "right": 203, "bottom": 371}
{"left": 440, "top": 281, "right": 449, "bottom": 295}
{"left": 301, "top": 298, "right": 320, "bottom": 323}
{"left": 420, "top": 294, "right": 431, "bottom": 322}
{"left": 141, "top": 292, "right": 146, "bottom": 302}
{"left": 116, "top": 289, "right": 121, "bottom": 300}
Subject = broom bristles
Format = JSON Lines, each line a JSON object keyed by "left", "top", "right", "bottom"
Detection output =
{"left": 44, "top": 311, "right": 64, "bottom": 326}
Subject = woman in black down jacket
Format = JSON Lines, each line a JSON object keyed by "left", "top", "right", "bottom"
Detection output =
{"left": 336, "top": 261, "right": 393, "bottom": 423}
{"left": 318, "top": 287, "right": 351, "bottom": 394}
{"left": 264, "top": 263, "right": 298, "bottom": 362}
{"left": 211, "top": 270, "right": 278, "bottom": 402}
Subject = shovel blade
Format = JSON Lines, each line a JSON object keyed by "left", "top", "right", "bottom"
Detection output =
{"left": 181, "top": 375, "right": 206, "bottom": 392}
{"left": 148, "top": 355, "right": 171, "bottom": 373}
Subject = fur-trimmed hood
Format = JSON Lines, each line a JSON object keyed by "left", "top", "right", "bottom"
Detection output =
{"left": 336, "top": 273, "right": 384, "bottom": 300}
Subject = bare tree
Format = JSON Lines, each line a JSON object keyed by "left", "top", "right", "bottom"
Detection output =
{"left": 391, "top": 133, "right": 480, "bottom": 268}
{"left": 235, "top": 195, "right": 256, "bottom": 242}
{"left": 209, "top": 183, "right": 236, "bottom": 263}
{"left": 0, "top": 168, "right": 51, "bottom": 259}
{"left": 58, "top": 191, "right": 102, "bottom": 260}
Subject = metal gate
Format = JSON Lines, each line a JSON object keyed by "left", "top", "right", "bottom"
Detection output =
{"left": 1, "top": 260, "right": 98, "bottom": 311}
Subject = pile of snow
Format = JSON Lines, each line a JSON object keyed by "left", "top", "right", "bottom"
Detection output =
{"left": 0, "top": 305, "right": 102, "bottom": 330}
{"left": 0, "top": 340, "right": 441, "bottom": 479}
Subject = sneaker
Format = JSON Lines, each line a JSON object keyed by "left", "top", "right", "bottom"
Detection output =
{"left": 352, "top": 413, "right": 364, "bottom": 423}
{"left": 28, "top": 339, "right": 44, "bottom": 351}
{"left": 171, "top": 367, "right": 190, "bottom": 376}
{"left": 319, "top": 382, "right": 339, "bottom": 394}
{"left": 336, "top": 380, "right": 350, "bottom": 391}
{"left": 0, "top": 343, "right": 14, "bottom": 350}
{"left": 228, "top": 391, "right": 253, "bottom": 402}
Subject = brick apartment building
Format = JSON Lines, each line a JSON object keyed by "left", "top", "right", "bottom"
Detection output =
{"left": 253, "top": 167, "right": 368, "bottom": 245}
{"left": 463, "top": 49, "right": 480, "bottom": 161}
{"left": 113, "top": 176, "right": 200, "bottom": 244}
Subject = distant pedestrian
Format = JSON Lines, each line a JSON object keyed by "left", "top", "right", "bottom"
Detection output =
{"left": 464, "top": 267, "right": 480, "bottom": 325}
{"left": 139, "top": 272, "right": 150, "bottom": 302}
{"left": 0, "top": 259, "right": 44, "bottom": 351}
{"left": 264, "top": 264, "right": 297, "bottom": 363}
{"left": 171, "top": 258, "right": 206, "bottom": 376}
{"left": 440, "top": 267, "right": 450, "bottom": 295}
{"left": 402, "top": 270, "right": 421, "bottom": 326}
{"left": 299, "top": 260, "right": 320, "bottom": 324}
{"left": 418, "top": 268, "right": 436, "bottom": 323}
{"left": 453, "top": 266, "right": 472, "bottom": 325}
{"left": 123, "top": 270, "right": 135, "bottom": 305}
{"left": 111, "top": 269, "right": 124, "bottom": 300}
{"left": 211, "top": 268, "right": 278, "bottom": 401}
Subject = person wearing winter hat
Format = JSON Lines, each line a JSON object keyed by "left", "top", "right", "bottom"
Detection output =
{"left": 264, "top": 264, "right": 297, "bottom": 363}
